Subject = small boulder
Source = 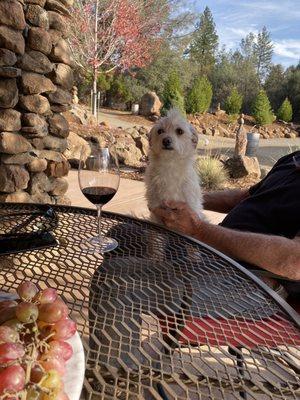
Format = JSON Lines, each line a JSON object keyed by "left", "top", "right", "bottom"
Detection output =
{"left": 47, "top": 87, "right": 72, "bottom": 105}
{"left": 0, "top": 48, "right": 17, "bottom": 66}
{"left": 29, "top": 171, "right": 51, "bottom": 194}
{"left": 48, "top": 114, "right": 69, "bottom": 138}
{"left": 224, "top": 156, "right": 261, "bottom": 179}
{"left": 45, "top": 0, "right": 71, "bottom": 16}
{"left": 18, "top": 50, "right": 54, "bottom": 74}
{"left": 49, "top": 177, "right": 68, "bottom": 195}
{"left": 26, "top": 5, "right": 49, "bottom": 29}
{"left": 0, "top": 165, "right": 30, "bottom": 193}
{"left": 19, "top": 94, "right": 51, "bottom": 115}
{"left": 0, "top": 78, "right": 18, "bottom": 108}
{"left": 139, "top": 92, "right": 162, "bottom": 117}
{"left": 64, "top": 131, "right": 91, "bottom": 167}
{"left": 27, "top": 158, "right": 48, "bottom": 172}
{"left": 0, "top": 191, "right": 31, "bottom": 203}
{"left": 0, "top": 132, "right": 32, "bottom": 154}
{"left": 0, "top": 109, "right": 21, "bottom": 131}
{"left": 0, "top": 26, "right": 25, "bottom": 55}
{"left": 25, "top": 0, "right": 46, "bottom": 6}
{"left": 49, "top": 63, "right": 74, "bottom": 89}
{"left": 46, "top": 159, "right": 70, "bottom": 177}
{"left": 21, "top": 72, "right": 56, "bottom": 95}
{"left": 43, "top": 135, "right": 68, "bottom": 152}
{"left": 0, "top": 66, "right": 21, "bottom": 78}
{"left": 1, "top": 152, "right": 34, "bottom": 165}
{"left": 49, "top": 38, "right": 72, "bottom": 65}
{"left": 47, "top": 11, "right": 68, "bottom": 36}
{"left": 0, "top": 0, "right": 26, "bottom": 30}
{"left": 28, "top": 27, "right": 52, "bottom": 55}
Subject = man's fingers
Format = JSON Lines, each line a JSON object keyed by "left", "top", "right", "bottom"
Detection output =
{"left": 164, "top": 200, "right": 186, "bottom": 211}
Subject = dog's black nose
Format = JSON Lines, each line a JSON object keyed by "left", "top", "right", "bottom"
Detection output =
{"left": 162, "top": 137, "right": 172, "bottom": 149}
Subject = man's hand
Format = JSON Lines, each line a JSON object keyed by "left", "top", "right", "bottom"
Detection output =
{"left": 152, "top": 201, "right": 202, "bottom": 236}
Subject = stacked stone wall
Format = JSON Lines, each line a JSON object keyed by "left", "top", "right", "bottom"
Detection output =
{"left": 0, "top": 0, "right": 74, "bottom": 204}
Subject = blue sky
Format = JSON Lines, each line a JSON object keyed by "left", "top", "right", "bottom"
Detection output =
{"left": 185, "top": 0, "right": 300, "bottom": 67}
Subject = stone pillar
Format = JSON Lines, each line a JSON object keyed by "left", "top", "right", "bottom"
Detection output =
{"left": 234, "top": 113, "right": 247, "bottom": 157}
{"left": 0, "top": 0, "right": 74, "bottom": 205}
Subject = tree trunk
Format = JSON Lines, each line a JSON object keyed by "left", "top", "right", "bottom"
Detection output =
{"left": 92, "top": 0, "right": 99, "bottom": 117}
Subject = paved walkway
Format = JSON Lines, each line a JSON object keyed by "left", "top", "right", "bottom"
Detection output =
{"left": 66, "top": 170, "right": 225, "bottom": 225}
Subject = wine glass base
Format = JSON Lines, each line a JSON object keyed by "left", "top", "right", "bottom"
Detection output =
{"left": 80, "top": 236, "right": 118, "bottom": 253}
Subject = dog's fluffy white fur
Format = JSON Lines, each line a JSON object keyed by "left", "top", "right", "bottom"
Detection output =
{"left": 145, "top": 109, "right": 205, "bottom": 220}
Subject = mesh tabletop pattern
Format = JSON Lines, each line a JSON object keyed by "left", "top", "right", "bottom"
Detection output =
{"left": 0, "top": 203, "right": 299, "bottom": 400}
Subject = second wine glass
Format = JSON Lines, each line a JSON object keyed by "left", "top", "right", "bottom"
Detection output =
{"left": 78, "top": 146, "right": 120, "bottom": 253}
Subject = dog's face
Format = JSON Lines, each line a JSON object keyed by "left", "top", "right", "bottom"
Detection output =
{"left": 149, "top": 109, "right": 198, "bottom": 158}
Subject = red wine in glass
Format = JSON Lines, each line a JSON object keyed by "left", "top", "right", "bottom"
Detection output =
{"left": 78, "top": 147, "right": 120, "bottom": 253}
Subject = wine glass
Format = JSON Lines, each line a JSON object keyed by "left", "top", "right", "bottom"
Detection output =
{"left": 78, "top": 146, "right": 120, "bottom": 253}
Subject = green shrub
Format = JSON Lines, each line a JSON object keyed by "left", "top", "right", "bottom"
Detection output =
{"left": 108, "top": 75, "right": 132, "bottom": 103}
{"left": 252, "top": 89, "right": 276, "bottom": 125}
{"left": 224, "top": 87, "right": 243, "bottom": 115}
{"left": 186, "top": 76, "right": 213, "bottom": 114}
{"left": 277, "top": 98, "right": 293, "bottom": 122}
{"left": 162, "top": 71, "right": 185, "bottom": 114}
{"left": 196, "top": 156, "right": 228, "bottom": 190}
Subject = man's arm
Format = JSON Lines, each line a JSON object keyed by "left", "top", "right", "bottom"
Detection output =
{"left": 203, "top": 189, "right": 250, "bottom": 213}
{"left": 153, "top": 201, "right": 300, "bottom": 281}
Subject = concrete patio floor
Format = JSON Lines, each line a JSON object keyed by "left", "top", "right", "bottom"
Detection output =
{"left": 66, "top": 170, "right": 225, "bottom": 225}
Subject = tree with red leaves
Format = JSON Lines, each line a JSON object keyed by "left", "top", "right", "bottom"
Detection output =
{"left": 70, "top": 0, "right": 168, "bottom": 114}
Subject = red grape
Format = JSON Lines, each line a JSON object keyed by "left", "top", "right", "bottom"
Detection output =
{"left": 0, "top": 305, "right": 17, "bottom": 324}
{"left": 39, "top": 299, "right": 69, "bottom": 323}
{"left": 17, "top": 282, "right": 38, "bottom": 301}
{"left": 0, "top": 326, "right": 19, "bottom": 343}
{"left": 47, "top": 340, "right": 73, "bottom": 362}
{"left": 16, "top": 302, "right": 39, "bottom": 323}
{"left": 30, "top": 364, "right": 44, "bottom": 384}
{"left": 0, "top": 364, "right": 25, "bottom": 394}
{"left": 40, "top": 357, "right": 66, "bottom": 376}
{"left": 38, "top": 288, "right": 58, "bottom": 305}
{"left": 51, "top": 318, "right": 76, "bottom": 341}
{"left": 0, "top": 343, "right": 25, "bottom": 363}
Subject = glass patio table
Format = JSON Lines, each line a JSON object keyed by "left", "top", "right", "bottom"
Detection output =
{"left": 0, "top": 203, "right": 299, "bottom": 400}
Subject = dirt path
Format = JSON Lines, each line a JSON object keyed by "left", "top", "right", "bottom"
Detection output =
{"left": 98, "top": 108, "right": 300, "bottom": 168}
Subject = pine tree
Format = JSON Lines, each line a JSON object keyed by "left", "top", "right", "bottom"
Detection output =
{"left": 162, "top": 71, "right": 185, "bottom": 114}
{"left": 277, "top": 98, "right": 293, "bottom": 122}
{"left": 254, "top": 26, "right": 274, "bottom": 82}
{"left": 186, "top": 76, "right": 213, "bottom": 114}
{"left": 252, "top": 89, "right": 275, "bottom": 125}
{"left": 224, "top": 87, "right": 243, "bottom": 115}
{"left": 189, "top": 7, "right": 218, "bottom": 75}
{"left": 264, "top": 64, "right": 286, "bottom": 110}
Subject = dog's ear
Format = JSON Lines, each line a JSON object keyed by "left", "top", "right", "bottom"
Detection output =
{"left": 190, "top": 124, "right": 199, "bottom": 148}
{"left": 148, "top": 126, "right": 156, "bottom": 147}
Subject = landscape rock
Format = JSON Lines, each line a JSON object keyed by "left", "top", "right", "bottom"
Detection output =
{"left": 18, "top": 50, "right": 54, "bottom": 74}
{"left": 64, "top": 131, "right": 91, "bottom": 167}
{"left": 22, "top": 113, "right": 47, "bottom": 127}
{"left": 30, "top": 192, "right": 52, "bottom": 204}
{"left": 0, "top": 132, "right": 32, "bottom": 154}
{"left": 0, "top": 191, "right": 31, "bottom": 203}
{"left": 139, "top": 92, "right": 162, "bottom": 117}
{"left": 28, "top": 27, "right": 52, "bottom": 54}
{"left": 49, "top": 63, "right": 74, "bottom": 89}
{"left": 49, "top": 177, "right": 68, "bottom": 195}
{"left": 25, "top": 5, "right": 49, "bottom": 29}
{"left": 0, "top": 48, "right": 17, "bottom": 66}
{"left": 133, "top": 135, "right": 149, "bottom": 157}
{"left": 43, "top": 135, "right": 68, "bottom": 152}
{"left": 0, "top": 78, "right": 18, "bottom": 108}
{"left": 48, "top": 114, "right": 69, "bottom": 138}
{"left": 50, "top": 104, "right": 71, "bottom": 113}
{"left": 49, "top": 38, "right": 72, "bottom": 65}
{"left": 0, "top": 0, "right": 26, "bottom": 30}
{"left": 27, "top": 158, "right": 47, "bottom": 172}
{"left": 285, "top": 132, "right": 297, "bottom": 139}
{"left": 36, "top": 149, "right": 65, "bottom": 162}
{"left": 29, "top": 171, "right": 51, "bottom": 194}
{"left": 21, "top": 72, "right": 56, "bottom": 95}
{"left": 52, "top": 195, "right": 71, "bottom": 205}
{"left": 46, "top": 159, "right": 70, "bottom": 177}
{"left": 19, "top": 94, "right": 51, "bottom": 115}
{"left": 0, "top": 26, "right": 25, "bottom": 55}
{"left": 1, "top": 152, "right": 34, "bottom": 165}
{"left": 22, "top": 114, "right": 48, "bottom": 137}
{"left": 0, "top": 66, "right": 21, "bottom": 78}
{"left": 29, "top": 138, "right": 44, "bottom": 149}
{"left": 0, "top": 109, "right": 21, "bottom": 131}
{"left": 21, "top": 125, "right": 48, "bottom": 137}
{"left": 48, "top": 29, "right": 62, "bottom": 45}
{"left": 47, "top": 11, "right": 68, "bottom": 36}
{"left": 47, "top": 87, "right": 72, "bottom": 105}
{"left": 45, "top": 0, "right": 71, "bottom": 16}
{"left": 224, "top": 156, "right": 261, "bottom": 179}
{"left": 0, "top": 165, "right": 30, "bottom": 192}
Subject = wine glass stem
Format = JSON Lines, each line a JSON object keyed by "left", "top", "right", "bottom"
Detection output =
{"left": 96, "top": 205, "right": 102, "bottom": 243}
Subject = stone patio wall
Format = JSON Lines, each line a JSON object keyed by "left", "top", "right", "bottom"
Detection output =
{"left": 0, "top": 0, "right": 74, "bottom": 204}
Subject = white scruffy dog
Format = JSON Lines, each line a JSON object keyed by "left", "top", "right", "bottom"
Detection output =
{"left": 145, "top": 109, "right": 205, "bottom": 220}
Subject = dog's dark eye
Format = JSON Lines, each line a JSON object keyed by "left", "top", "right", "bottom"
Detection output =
{"left": 157, "top": 128, "right": 164, "bottom": 135}
{"left": 176, "top": 128, "right": 184, "bottom": 135}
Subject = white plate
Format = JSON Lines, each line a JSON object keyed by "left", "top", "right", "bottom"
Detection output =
{"left": 0, "top": 292, "right": 85, "bottom": 400}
